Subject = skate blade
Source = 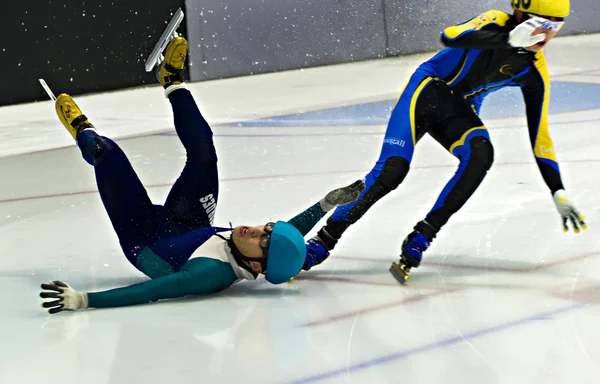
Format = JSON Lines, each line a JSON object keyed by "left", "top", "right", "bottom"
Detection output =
{"left": 145, "top": 8, "right": 185, "bottom": 72}
{"left": 389, "top": 262, "right": 410, "bottom": 285}
{"left": 38, "top": 79, "right": 57, "bottom": 101}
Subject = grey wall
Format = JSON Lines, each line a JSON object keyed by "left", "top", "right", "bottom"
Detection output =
{"left": 384, "top": 0, "right": 505, "bottom": 55}
{"left": 4, "top": 0, "right": 596, "bottom": 106}
{"left": 561, "top": 0, "right": 600, "bottom": 35}
{"left": 185, "top": 0, "right": 388, "bottom": 81}
{"left": 186, "top": 0, "right": 600, "bottom": 82}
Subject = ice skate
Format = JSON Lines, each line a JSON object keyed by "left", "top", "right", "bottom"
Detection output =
{"left": 390, "top": 221, "right": 437, "bottom": 284}
{"left": 55, "top": 94, "right": 95, "bottom": 140}
{"left": 144, "top": 7, "right": 184, "bottom": 72}
{"left": 157, "top": 36, "right": 188, "bottom": 88}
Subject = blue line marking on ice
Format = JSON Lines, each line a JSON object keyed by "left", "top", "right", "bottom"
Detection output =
{"left": 290, "top": 303, "right": 586, "bottom": 384}
{"left": 230, "top": 82, "right": 600, "bottom": 127}
{"left": 160, "top": 116, "right": 600, "bottom": 138}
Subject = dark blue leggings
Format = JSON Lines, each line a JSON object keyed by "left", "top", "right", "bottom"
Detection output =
{"left": 77, "top": 89, "right": 220, "bottom": 270}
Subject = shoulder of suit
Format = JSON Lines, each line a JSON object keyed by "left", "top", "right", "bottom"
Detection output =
{"left": 480, "top": 10, "right": 511, "bottom": 27}
{"left": 443, "top": 10, "right": 511, "bottom": 40}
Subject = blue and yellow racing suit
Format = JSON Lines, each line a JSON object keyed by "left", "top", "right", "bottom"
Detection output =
{"left": 323, "top": 10, "right": 564, "bottom": 241}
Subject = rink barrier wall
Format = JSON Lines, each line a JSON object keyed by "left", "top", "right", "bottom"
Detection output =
{"left": 184, "top": 0, "right": 389, "bottom": 81}
{"left": 384, "top": 0, "right": 600, "bottom": 55}
{"left": 2, "top": 1, "right": 186, "bottom": 107}
{"left": 3, "top": 1, "right": 599, "bottom": 106}
{"left": 186, "top": 0, "right": 600, "bottom": 82}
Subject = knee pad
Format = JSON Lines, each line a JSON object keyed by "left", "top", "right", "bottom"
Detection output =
{"left": 379, "top": 156, "right": 411, "bottom": 190}
{"left": 342, "top": 156, "right": 410, "bottom": 224}
{"left": 78, "top": 132, "right": 114, "bottom": 166}
{"left": 468, "top": 136, "right": 494, "bottom": 171}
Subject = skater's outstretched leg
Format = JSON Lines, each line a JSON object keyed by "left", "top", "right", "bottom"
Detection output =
{"left": 55, "top": 94, "right": 160, "bottom": 253}
{"left": 391, "top": 126, "right": 494, "bottom": 283}
{"left": 159, "top": 37, "right": 219, "bottom": 227}
{"left": 426, "top": 130, "right": 494, "bottom": 230}
{"left": 301, "top": 75, "right": 440, "bottom": 271}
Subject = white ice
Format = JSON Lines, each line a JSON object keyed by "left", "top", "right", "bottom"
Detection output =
{"left": 1, "top": 34, "right": 600, "bottom": 384}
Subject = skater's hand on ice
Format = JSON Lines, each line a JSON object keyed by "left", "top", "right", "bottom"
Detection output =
{"left": 40, "top": 281, "right": 89, "bottom": 314}
{"left": 320, "top": 180, "right": 366, "bottom": 212}
{"left": 553, "top": 190, "right": 587, "bottom": 233}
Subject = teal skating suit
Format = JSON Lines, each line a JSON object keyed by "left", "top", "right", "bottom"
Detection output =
{"left": 87, "top": 203, "right": 326, "bottom": 308}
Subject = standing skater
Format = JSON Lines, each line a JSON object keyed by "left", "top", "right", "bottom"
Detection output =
{"left": 40, "top": 36, "right": 364, "bottom": 313}
{"left": 301, "top": 0, "right": 586, "bottom": 282}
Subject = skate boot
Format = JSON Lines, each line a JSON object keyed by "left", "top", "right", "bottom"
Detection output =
{"left": 390, "top": 220, "right": 438, "bottom": 284}
{"left": 302, "top": 227, "right": 338, "bottom": 271}
{"left": 157, "top": 36, "right": 188, "bottom": 88}
{"left": 55, "top": 94, "right": 96, "bottom": 140}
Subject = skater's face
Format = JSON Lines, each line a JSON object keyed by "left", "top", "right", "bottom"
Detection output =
{"left": 515, "top": 11, "right": 563, "bottom": 52}
{"left": 232, "top": 223, "right": 274, "bottom": 273}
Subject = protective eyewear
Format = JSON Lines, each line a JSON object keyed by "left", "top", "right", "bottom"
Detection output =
{"left": 527, "top": 14, "right": 565, "bottom": 32}
{"left": 259, "top": 222, "right": 275, "bottom": 256}
{"left": 539, "top": 18, "right": 564, "bottom": 32}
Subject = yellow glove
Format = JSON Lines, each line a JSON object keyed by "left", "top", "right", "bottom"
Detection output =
{"left": 553, "top": 190, "right": 587, "bottom": 233}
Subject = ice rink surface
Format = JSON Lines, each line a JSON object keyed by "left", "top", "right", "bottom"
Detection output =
{"left": 1, "top": 34, "right": 600, "bottom": 384}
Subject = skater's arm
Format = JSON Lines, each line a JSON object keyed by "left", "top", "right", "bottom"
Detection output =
{"left": 441, "top": 10, "right": 511, "bottom": 49}
{"left": 520, "top": 52, "right": 564, "bottom": 194}
{"left": 287, "top": 202, "right": 328, "bottom": 236}
{"left": 289, "top": 181, "right": 365, "bottom": 272}
{"left": 86, "top": 258, "right": 238, "bottom": 309}
{"left": 287, "top": 180, "right": 365, "bottom": 236}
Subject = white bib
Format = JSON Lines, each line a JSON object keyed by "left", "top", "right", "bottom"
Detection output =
{"left": 190, "top": 235, "right": 256, "bottom": 281}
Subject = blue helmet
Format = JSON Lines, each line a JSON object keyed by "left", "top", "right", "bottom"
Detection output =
{"left": 264, "top": 221, "right": 306, "bottom": 284}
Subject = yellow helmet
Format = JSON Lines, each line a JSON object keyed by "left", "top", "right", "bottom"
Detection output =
{"left": 511, "top": 0, "right": 570, "bottom": 18}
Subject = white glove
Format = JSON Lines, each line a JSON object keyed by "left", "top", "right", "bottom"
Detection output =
{"left": 553, "top": 190, "right": 587, "bottom": 233}
{"left": 319, "top": 180, "right": 366, "bottom": 212}
{"left": 508, "top": 17, "right": 548, "bottom": 48}
{"left": 40, "top": 281, "right": 89, "bottom": 314}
